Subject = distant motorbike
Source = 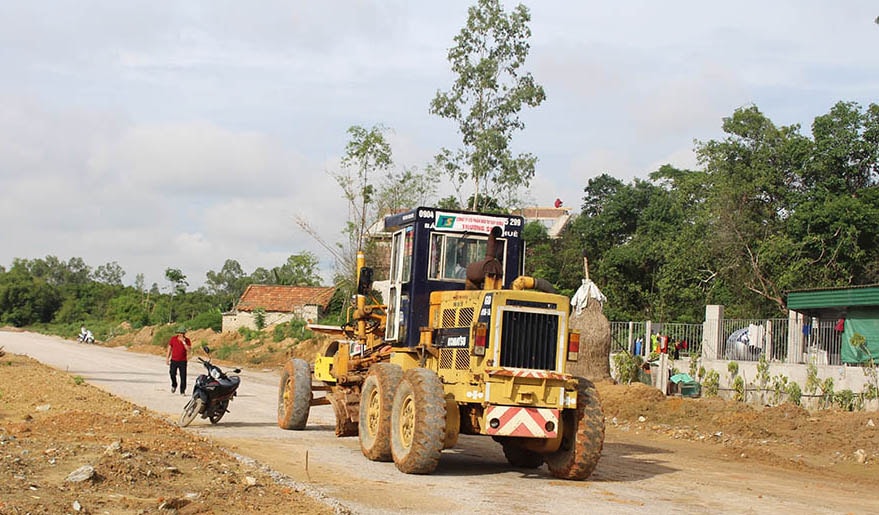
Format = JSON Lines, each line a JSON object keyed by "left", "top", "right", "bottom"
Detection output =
{"left": 179, "top": 346, "right": 241, "bottom": 427}
{"left": 77, "top": 330, "right": 95, "bottom": 344}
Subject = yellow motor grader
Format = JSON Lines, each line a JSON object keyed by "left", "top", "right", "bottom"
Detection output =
{"left": 277, "top": 207, "right": 604, "bottom": 479}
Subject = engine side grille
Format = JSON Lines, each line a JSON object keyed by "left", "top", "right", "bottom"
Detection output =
{"left": 458, "top": 307, "right": 474, "bottom": 327}
{"left": 499, "top": 310, "right": 559, "bottom": 371}
{"left": 442, "top": 309, "right": 456, "bottom": 328}
{"left": 455, "top": 349, "right": 470, "bottom": 370}
{"left": 439, "top": 348, "right": 455, "bottom": 368}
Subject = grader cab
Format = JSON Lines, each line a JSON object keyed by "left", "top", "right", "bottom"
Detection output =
{"left": 277, "top": 207, "right": 604, "bottom": 479}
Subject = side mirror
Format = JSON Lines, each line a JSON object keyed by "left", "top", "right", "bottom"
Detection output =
{"left": 232, "top": 368, "right": 242, "bottom": 374}
{"left": 202, "top": 345, "right": 211, "bottom": 355}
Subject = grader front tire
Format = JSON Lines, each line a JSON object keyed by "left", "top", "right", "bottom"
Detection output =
{"left": 390, "top": 368, "right": 446, "bottom": 474}
{"left": 544, "top": 377, "right": 605, "bottom": 480}
{"left": 359, "top": 363, "right": 403, "bottom": 461}
{"left": 277, "top": 358, "right": 312, "bottom": 430}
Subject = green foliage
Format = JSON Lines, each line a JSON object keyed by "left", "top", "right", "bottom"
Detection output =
{"left": 151, "top": 325, "right": 179, "bottom": 347}
{"left": 212, "top": 342, "right": 238, "bottom": 361}
{"left": 272, "top": 319, "right": 312, "bottom": 343}
{"left": 785, "top": 381, "right": 802, "bottom": 406}
{"left": 850, "top": 333, "right": 879, "bottom": 399}
{"left": 770, "top": 374, "right": 788, "bottom": 405}
{"left": 820, "top": 377, "right": 835, "bottom": 409}
{"left": 756, "top": 352, "right": 770, "bottom": 391}
{"left": 805, "top": 360, "right": 821, "bottom": 395}
{"left": 864, "top": 383, "right": 878, "bottom": 401}
{"left": 237, "top": 326, "right": 263, "bottom": 342}
{"left": 253, "top": 308, "right": 267, "bottom": 331}
{"left": 186, "top": 309, "right": 222, "bottom": 332}
{"left": 72, "top": 375, "right": 85, "bottom": 386}
{"left": 430, "top": 0, "right": 545, "bottom": 210}
{"left": 732, "top": 376, "right": 745, "bottom": 402}
{"left": 833, "top": 389, "right": 862, "bottom": 411}
{"left": 611, "top": 351, "right": 643, "bottom": 384}
{"left": 702, "top": 369, "right": 720, "bottom": 397}
{"left": 727, "top": 361, "right": 739, "bottom": 379}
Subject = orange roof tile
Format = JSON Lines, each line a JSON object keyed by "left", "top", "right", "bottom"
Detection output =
{"left": 236, "top": 285, "right": 336, "bottom": 313}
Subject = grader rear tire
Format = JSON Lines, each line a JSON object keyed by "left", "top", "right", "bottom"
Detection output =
{"left": 544, "top": 377, "right": 605, "bottom": 480}
{"left": 359, "top": 363, "right": 403, "bottom": 462}
{"left": 277, "top": 358, "right": 312, "bottom": 430}
{"left": 390, "top": 368, "right": 446, "bottom": 474}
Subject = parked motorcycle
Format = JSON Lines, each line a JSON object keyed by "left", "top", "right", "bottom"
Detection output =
{"left": 179, "top": 346, "right": 241, "bottom": 427}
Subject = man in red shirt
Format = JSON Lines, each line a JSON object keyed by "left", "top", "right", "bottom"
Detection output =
{"left": 166, "top": 327, "right": 192, "bottom": 395}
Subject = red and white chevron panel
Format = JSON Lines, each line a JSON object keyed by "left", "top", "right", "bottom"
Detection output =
{"left": 487, "top": 368, "right": 568, "bottom": 381}
{"left": 484, "top": 406, "right": 559, "bottom": 438}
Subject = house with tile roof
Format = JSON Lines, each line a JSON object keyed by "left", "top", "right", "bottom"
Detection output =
{"left": 513, "top": 206, "right": 572, "bottom": 238}
{"left": 221, "top": 284, "right": 336, "bottom": 332}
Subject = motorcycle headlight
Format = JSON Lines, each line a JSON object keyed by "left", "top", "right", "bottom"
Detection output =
{"left": 210, "top": 368, "right": 221, "bottom": 380}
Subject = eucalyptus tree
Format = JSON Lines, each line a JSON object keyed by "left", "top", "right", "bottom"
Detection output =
{"left": 334, "top": 124, "right": 393, "bottom": 254}
{"left": 430, "top": 0, "right": 545, "bottom": 211}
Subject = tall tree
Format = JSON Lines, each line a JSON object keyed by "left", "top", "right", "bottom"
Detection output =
{"left": 93, "top": 261, "right": 125, "bottom": 286}
{"left": 270, "top": 253, "right": 323, "bottom": 286}
{"left": 334, "top": 124, "right": 393, "bottom": 254}
{"left": 375, "top": 167, "right": 436, "bottom": 216}
{"left": 430, "top": 0, "right": 545, "bottom": 211}
{"left": 695, "top": 105, "right": 811, "bottom": 314}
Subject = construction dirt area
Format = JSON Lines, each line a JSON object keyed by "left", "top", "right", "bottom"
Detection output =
{"left": 1, "top": 326, "right": 878, "bottom": 514}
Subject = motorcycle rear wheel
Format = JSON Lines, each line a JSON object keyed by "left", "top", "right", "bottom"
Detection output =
{"left": 179, "top": 397, "right": 204, "bottom": 427}
{"left": 209, "top": 400, "right": 229, "bottom": 424}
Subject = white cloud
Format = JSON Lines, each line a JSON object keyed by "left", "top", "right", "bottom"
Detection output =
{"left": 1, "top": 0, "right": 878, "bottom": 290}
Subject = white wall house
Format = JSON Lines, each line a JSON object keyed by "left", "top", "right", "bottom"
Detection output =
{"left": 221, "top": 284, "right": 335, "bottom": 332}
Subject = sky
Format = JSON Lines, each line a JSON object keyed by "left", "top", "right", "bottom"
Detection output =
{"left": 1, "top": 1, "right": 877, "bottom": 290}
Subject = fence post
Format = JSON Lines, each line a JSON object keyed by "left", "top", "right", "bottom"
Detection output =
{"left": 627, "top": 321, "right": 634, "bottom": 353}
{"left": 787, "top": 310, "right": 803, "bottom": 364}
{"left": 703, "top": 305, "right": 723, "bottom": 360}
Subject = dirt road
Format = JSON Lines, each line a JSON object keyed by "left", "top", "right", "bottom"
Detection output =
{"left": 2, "top": 331, "right": 878, "bottom": 514}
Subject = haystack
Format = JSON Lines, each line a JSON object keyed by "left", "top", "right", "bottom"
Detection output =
{"left": 565, "top": 253, "right": 611, "bottom": 382}
{"left": 566, "top": 298, "right": 611, "bottom": 381}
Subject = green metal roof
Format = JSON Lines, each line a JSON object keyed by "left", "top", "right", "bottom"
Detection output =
{"left": 787, "top": 285, "right": 879, "bottom": 311}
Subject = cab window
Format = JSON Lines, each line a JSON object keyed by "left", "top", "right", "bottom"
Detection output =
{"left": 428, "top": 233, "right": 505, "bottom": 282}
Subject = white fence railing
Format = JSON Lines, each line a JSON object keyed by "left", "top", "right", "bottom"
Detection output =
{"left": 612, "top": 315, "right": 844, "bottom": 365}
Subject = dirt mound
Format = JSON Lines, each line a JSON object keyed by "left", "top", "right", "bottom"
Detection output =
{"left": 0, "top": 353, "right": 332, "bottom": 514}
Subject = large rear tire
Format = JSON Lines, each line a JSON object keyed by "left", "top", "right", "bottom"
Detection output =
{"left": 390, "top": 368, "right": 446, "bottom": 474}
{"left": 178, "top": 397, "right": 204, "bottom": 427}
{"left": 209, "top": 399, "right": 229, "bottom": 425}
{"left": 544, "top": 377, "right": 605, "bottom": 480}
{"left": 278, "top": 358, "right": 312, "bottom": 430}
{"left": 359, "top": 363, "right": 403, "bottom": 461}
{"left": 498, "top": 437, "right": 544, "bottom": 469}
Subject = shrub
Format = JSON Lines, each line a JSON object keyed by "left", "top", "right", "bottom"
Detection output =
{"left": 732, "top": 376, "right": 745, "bottom": 402}
{"left": 785, "top": 381, "right": 802, "bottom": 406}
{"left": 833, "top": 389, "right": 862, "bottom": 411}
{"left": 272, "top": 319, "right": 313, "bottom": 343}
{"left": 702, "top": 369, "right": 720, "bottom": 397}
{"left": 612, "top": 351, "right": 643, "bottom": 384}
{"left": 187, "top": 309, "right": 222, "bottom": 332}
{"left": 253, "top": 308, "right": 267, "bottom": 331}
{"left": 151, "top": 325, "right": 179, "bottom": 347}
